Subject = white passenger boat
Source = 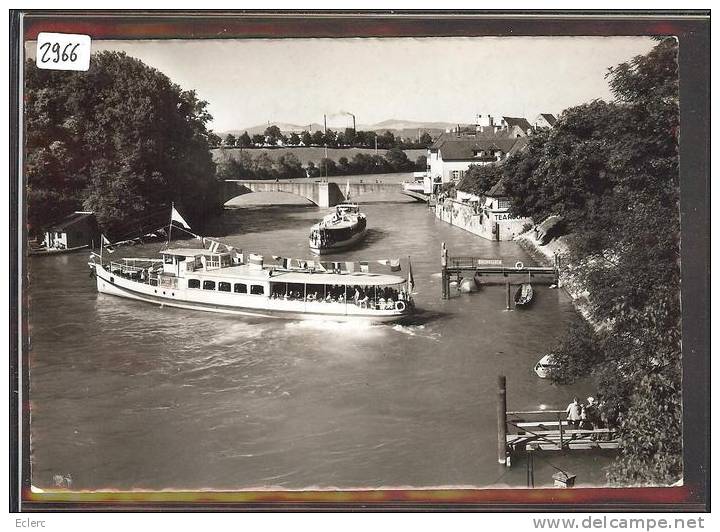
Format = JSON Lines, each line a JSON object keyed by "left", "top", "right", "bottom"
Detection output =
{"left": 88, "top": 232, "right": 414, "bottom": 323}
{"left": 309, "top": 203, "right": 367, "bottom": 255}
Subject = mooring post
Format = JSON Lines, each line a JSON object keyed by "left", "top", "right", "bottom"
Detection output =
{"left": 441, "top": 242, "right": 448, "bottom": 300}
{"left": 505, "top": 281, "right": 511, "bottom": 310}
{"left": 527, "top": 449, "right": 535, "bottom": 488}
{"left": 497, "top": 375, "right": 508, "bottom": 465}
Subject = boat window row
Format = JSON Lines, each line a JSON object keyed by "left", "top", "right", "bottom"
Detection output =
{"left": 269, "top": 282, "right": 407, "bottom": 309}
{"left": 186, "top": 278, "right": 265, "bottom": 295}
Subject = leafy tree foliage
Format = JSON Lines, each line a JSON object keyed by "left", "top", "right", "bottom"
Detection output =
{"left": 238, "top": 131, "right": 252, "bottom": 147}
{"left": 456, "top": 164, "right": 503, "bottom": 196}
{"left": 505, "top": 38, "right": 680, "bottom": 485}
{"left": 288, "top": 132, "right": 301, "bottom": 146}
{"left": 25, "top": 51, "right": 219, "bottom": 236}
{"left": 207, "top": 131, "right": 221, "bottom": 148}
{"left": 224, "top": 133, "right": 237, "bottom": 147}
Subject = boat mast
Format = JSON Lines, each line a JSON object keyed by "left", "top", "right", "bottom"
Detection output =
{"left": 167, "top": 202, "right": 174, "bottom": 248}
{"left": 323, "top": 114, "right": 328, "bottom": 181}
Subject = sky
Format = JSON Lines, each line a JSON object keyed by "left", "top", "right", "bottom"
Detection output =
{"left": 29, "top": 36, "right": 657, "bottom": 132}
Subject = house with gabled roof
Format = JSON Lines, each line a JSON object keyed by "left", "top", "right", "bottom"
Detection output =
{"left": 533, "top": 113, "right": 558, "bottom": 129}
{"left": 42, "top": 211, "right": 99, "bottom": 250}
{"left": 424, "top": 131, "right": 528, "bottom": 193}
{"left": 499, "top": 116, "right": 533, "bottom": 137}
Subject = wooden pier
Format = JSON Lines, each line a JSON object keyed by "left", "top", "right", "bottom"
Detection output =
{"left": 440, "top": 243, "right": 559, "bottom": 299}
{"left": 496, "top": 376, "right": 620, "bottom": 467}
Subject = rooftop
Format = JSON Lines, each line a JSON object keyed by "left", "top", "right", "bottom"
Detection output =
{"left": 200, "top": 264, "right": 406, "bottom": 286}
{"left": 502, "top": 116, "right": 533, "bottom": 132}
{"left": 49, "top": 211, "right": 96, "bottom": 231}
{"left": 430, "top": 134, "right": 528, "bottom": 161}
{"left": 538, "top": 113, "right": 558, "bottom": 126}
{"left": 486, "top": 176, "right": 508, "bottom": 197}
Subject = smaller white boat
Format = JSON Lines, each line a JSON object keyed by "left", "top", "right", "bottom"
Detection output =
{"left": 534, "top": 354, "right": 560, "bottom": 379}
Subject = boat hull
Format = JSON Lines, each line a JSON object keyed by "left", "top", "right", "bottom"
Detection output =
{"left": 514, "top": 283, "right": 534, "bottom": 307}
{"left": 93, "top": 264, "right": 409, "bottom": 323}
{"left": 309, "top": 228, "right": 367, "bottom": 255}
{"left": 534, "top": 354, "right": 559, "bottom": 379}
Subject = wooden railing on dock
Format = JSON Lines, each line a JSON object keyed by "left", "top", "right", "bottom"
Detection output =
{"left": 440, "top": 244, "right": 559, "bottom": 299}
{"left": 496, "top": 377, "right": 620, "bottom": 467}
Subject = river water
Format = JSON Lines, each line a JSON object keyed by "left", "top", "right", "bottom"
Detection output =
{"left": 28, "top": 193, "right": 612, "bottom": 491}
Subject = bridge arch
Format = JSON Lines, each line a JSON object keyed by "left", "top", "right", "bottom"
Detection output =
{"left": 222, "top": 181, "right": 321, "bottom": 206}
{"left": 222, "top": 179, "right": 427, "bottom": 208}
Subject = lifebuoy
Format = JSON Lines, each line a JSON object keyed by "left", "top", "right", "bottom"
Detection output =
{"left": 395, "top": 300, "right": 406, "bottom": 312}
{"left": 515, "top": 261, "right": 524, "bottom": 270}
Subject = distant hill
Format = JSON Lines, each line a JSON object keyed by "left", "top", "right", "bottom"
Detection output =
{"left": 222, "top": 122, "right": 325, "bottom": 137}
{"left": 360, "top": 119, "right": 465, "bottom": 131}
{"left": 220, "top": 119, "right": 472, "bottom": 139}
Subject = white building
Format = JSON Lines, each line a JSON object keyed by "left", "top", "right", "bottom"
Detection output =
{"left": 533, "top": 113, "right": 558, "bottom": 130}
{"left": 424, "top": 132, "right": 528, "bottom": 194}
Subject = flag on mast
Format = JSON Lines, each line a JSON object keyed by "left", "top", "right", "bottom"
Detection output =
{"left": 171, "top": 206, "right": 191, "bottom": 229}
{"left": 101, "top": 234, "right": 114, "bottom": 253}
{"left": 408, "top": 257, "right": 415, "bottom": 292}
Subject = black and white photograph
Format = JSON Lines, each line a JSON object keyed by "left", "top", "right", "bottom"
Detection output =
{"left": 12, "top": 10, "right": 709, "bottom": 511}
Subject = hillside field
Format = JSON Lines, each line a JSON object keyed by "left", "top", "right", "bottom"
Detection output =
{"left": 212, "top": 147, "right": 427, "bottom": 166}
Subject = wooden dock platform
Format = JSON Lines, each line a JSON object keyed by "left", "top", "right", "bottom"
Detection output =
{"left": 497, "top": 377, "right": 620, "bottom": 467}
{"left": 440, "top": 243, "right": 560, "bottom": 299}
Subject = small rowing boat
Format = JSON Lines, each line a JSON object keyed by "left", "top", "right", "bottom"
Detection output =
{"left": 534, "top": 353, "right": 560, "bottom": 379}
{"left": 514, "top": 283, "right": 534, "bottom": 306}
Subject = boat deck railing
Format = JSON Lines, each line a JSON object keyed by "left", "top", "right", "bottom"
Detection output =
{"left": 106, "top": 259, "right": 165, "bottom": 286}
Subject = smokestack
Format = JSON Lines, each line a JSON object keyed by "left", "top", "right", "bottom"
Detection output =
{"left": 352, "top": 114, "right": 356, "bottom": 133}
{"left": 324, "top": 114, "right": 327, "bottom": 135}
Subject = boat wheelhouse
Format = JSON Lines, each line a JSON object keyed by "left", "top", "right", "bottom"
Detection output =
{"left": 309, "top": 203, "right": 367, "bottom": 255}
{"left": 89, "top": 246, "right": 413, "bottom": 322}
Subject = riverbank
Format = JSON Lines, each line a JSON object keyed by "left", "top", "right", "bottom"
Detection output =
{"left": 515, "top": 229, "right": 603, "bottom": 329}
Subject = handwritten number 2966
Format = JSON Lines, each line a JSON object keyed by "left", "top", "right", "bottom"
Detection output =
{"left": 39, "top": 42, "right": 80, "bottom": 64}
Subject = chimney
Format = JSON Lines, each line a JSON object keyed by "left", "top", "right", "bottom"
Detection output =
{"left": 352, "top": 114, "right": 356, "bottom": 133}
{"left": 324, "top": 114, "right": 327, "bottom": 135}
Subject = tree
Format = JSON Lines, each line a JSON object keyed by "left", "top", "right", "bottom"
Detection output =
{"left": 251, "top": 134, "right": 265, "bottom": 146}
{"left": 238, "top": 131, "right": 252, "bottom": 147}
{"left": 384, "top": 147, "right": 413, "bottom": 172}
{"left": 305, "top": 161, "right": 320, "bottom": 178}
{"left": 264, "top": 125, "right": 281, "bottom": 146}
{"left": 419, "top": 131, "right": 433, "bottom": 146}
{"left": 456, "top": 164, "right": 503, "bottom": 197}
{"left": 276, "top": 153, "right": 304, "bottom": 179}
{"left": 377, "top": 130, "right": 396, "bottom": 149}
{"left": 311, "top": 130, "right": 325, "bottom": 146}
{"left": 224, "top": 133, "right": 236, "bottom": 147}
{"left": 344, "top": 127, "right": 356, "bottom": 146}
{"left": 207, "top": 131, "right": 221, "bottom": 148}
{"left": 252, "top": 152, "right": 275, "bottom": 179}
{"left": 504, "top": 38, "right": 680, "bottom": 485}
{"left": 216, "top": 151, "right": 254, "bottom": 180}
{"left": 415, "top": 154, "right": 428, "bottom": 172}
{"left": 288, "top": 132, "right": 301, "bottom": 146}
{"left": 324, "top": 129, "right": 338, "bottom": 147}
{"left": 25, "top": 51, "right": 219, "bottom": 237}
{"left": 300, "top": 130, "right": 312, "bottom": 147}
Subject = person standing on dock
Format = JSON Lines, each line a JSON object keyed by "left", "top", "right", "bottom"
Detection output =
{"left": 565, "top": 397, "right": 583, "bottom": 436}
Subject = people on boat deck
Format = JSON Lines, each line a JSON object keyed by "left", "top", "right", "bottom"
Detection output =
{"left": 267, "top": 283, "right": 404, "bottom": 307}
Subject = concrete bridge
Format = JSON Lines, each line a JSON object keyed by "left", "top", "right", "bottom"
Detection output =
{"left": 222, "top": 179, "right": 427, "bottom": 208}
